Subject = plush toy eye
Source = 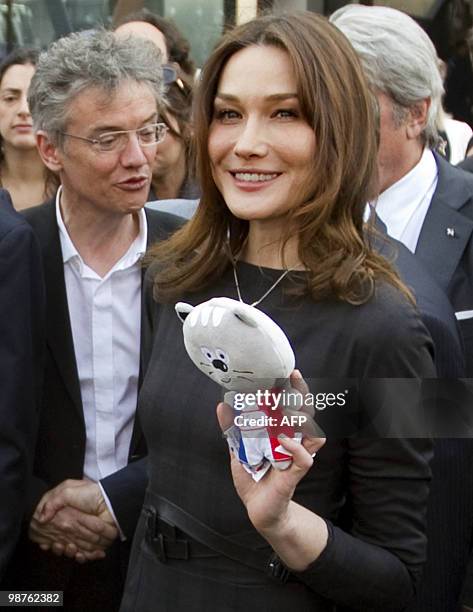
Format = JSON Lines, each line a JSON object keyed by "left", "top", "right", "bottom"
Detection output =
{"left": 216, "top": 349, "right": 229, "bottom": 364}
{"left": 201, "top": 347, "right": 214, "bottom": 362}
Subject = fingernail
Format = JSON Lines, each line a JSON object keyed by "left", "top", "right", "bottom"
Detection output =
{"left": 293, "top": 369, "right": 302, "bottom": 379}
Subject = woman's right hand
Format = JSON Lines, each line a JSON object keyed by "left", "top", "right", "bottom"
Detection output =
{"left": 217, "top": 398, "right": 327, "bottom": 571}
{"left": 218, "top": 402, "right": 324, "bottom": 532}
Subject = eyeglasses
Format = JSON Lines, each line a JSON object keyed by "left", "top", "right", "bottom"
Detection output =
{"left": 60, "top": 122, "right": 168, "bottom": 153}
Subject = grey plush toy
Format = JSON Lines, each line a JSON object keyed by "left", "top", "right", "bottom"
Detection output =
{"left": 176, "top": 297, "right": 308, "bottom": 480}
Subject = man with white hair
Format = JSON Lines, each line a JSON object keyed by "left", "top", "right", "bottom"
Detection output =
{"left": 331, "top": 5, "right": 473, "bottom": 362}
{"left": 331, "top": 5, "right": 473, "bottom": 611}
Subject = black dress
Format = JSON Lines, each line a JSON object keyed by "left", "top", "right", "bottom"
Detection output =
{"left": 120, "top": 262, "right": 435, "bottom": 612}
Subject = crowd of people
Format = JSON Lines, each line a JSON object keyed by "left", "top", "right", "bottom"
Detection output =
{"left": 0, "top": 4, "right": 473, "bottom": 612}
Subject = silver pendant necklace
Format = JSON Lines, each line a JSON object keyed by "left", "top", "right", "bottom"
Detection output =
{"left": 232, "top": 258, "right": 293, "bottom": 307}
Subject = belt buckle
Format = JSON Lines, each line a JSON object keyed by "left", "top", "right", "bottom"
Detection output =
{"left": 144, "top": 507, "right": 168, "bottom": 562}
{"left": 144, "top": 507, "right": 190, "bottom": 561}
{"left": 155, "top": 532, "right": 168, "bottom": 562}
{"left": 154, "top": 531, "right": 191, "bottom": 562}
{"left": 266, "top": 553, "right": 290, "bottom": 583}
{"left": 144, "top": 506, "right": 157, "bottom": 544}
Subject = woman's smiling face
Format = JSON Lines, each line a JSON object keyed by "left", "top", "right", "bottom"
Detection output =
{"left": 208, "top": 44, "right": 316, "bottom": 226}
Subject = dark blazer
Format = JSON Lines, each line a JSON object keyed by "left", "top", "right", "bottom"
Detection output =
{"left": 0, "top": 188, "right": 14, "bottom": 212}
{"left": 4, "top": 199, "right": 183, "bottom": 607}
{"left": 0, "top": 189, "right": 45, "bottom": 581}
{"left": 456, "top": 154, "right": 473, "bottom": 174}
{"left": 415, "top": 153, "right": 473, "bottom": 375}
{"left": 378, "top": 156, "right": 473, "bottom": 611}
{"left": 374, "top": 218, "right": 464, "bottom": 379}
{"left": 380, "top": 231, "right": 473, "bottom": 612}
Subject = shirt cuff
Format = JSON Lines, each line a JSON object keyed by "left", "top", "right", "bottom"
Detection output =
{"left": 98, "top": 481, "right": 126, "bottom": 542}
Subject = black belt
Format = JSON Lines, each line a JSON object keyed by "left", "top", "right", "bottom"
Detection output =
{"left": 143, "top": 493, "right": 292, "bottom": 584}
{"left": 144, "top": 509, "right": 219, "bottom": 561}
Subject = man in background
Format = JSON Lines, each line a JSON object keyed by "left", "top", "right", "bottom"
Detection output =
{"left": 332, "top": 5, "right": 473, "bottom": 610}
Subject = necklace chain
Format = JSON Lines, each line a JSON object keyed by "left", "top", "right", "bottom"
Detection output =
{"left": 232, "top": 259, "right": 293, "bottom": 307}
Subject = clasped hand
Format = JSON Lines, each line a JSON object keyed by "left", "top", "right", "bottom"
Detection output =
{"left": 29, "top": 479, "right": 118, "bottom": 563}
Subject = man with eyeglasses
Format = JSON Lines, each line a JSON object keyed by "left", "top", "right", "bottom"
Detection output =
{"left": 3, "top": 30, "right": 182, "bottom": 611}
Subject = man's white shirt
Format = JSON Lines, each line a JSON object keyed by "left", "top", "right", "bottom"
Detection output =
{"left": 56, "top": 186, "right": 147, "bottom": 481}
{"left": 373, "top": 148, "right": 438, "bottom": 253}
{"left": 369, "top": 149, "right": 473, "bottom": 322}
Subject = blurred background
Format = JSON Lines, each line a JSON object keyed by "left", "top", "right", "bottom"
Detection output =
{"left": 1, "top": 1, "right": 472, "bottom": 83}
{"left": 1, "top": 0, "right": 472, "bottom": 175}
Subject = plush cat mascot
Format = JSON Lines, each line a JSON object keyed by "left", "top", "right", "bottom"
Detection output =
{"left": 176, "top": 297, "right": 308, "bottom": 481}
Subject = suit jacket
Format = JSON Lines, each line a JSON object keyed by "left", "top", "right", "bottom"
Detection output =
{"left": 415, "top": 152, "right": 473, "bottom": 375}
{"left": 377, "top": 156, "right": 473, "bottom": 611}
{"left": 373, "top": 223, "right": 473, "bottom": 611}
{"left": 0, "top": 188, "right": 14, "bottom": 212}
{"left": 0, "top": 189, "right": 45, "bottom": 581}
{"left": 456, "top": 154, "right": 473, "bottom": 174}
{"left": 374, "top": 217, "right": 464, "bottom": 379}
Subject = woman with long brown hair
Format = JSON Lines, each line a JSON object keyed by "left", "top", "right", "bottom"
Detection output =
{"left": 121, "top": 12, "right": 434, "bottom": 612}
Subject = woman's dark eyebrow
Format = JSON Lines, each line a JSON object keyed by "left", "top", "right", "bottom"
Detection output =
{"left": 215, "top": 93, "right": 298, "bottom": 102}
{"left": 266, "top": 93, "right": 298, "bottom": 101}
{"left": 214, "top": 93, "right": 239, "bottom": 102}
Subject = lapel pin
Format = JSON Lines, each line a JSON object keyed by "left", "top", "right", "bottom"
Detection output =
{"left": 446, "top": 227, "right": 456, "bottom": 238}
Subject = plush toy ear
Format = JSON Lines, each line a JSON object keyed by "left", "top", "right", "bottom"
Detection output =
{"left": 234, "top": 305, "right": 258, "bottom": 328}
{"left": 175, "top": 302, "right": 194, "bottom": 323}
